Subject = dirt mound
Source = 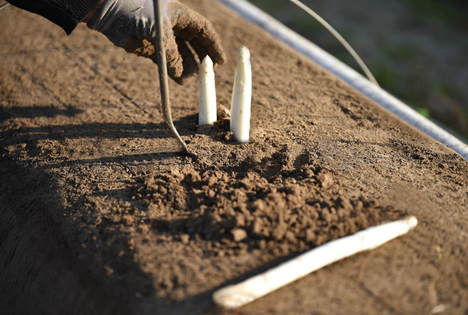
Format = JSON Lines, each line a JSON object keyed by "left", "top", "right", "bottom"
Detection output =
{"left": 133, "top": 141, "right": 405, "bottom": 255}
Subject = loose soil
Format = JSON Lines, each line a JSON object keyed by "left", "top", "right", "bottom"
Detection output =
{"left": 1, "top": 1, "right": 468, "bottom": 314}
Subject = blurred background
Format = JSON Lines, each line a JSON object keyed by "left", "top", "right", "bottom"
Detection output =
{"left": 248, "top": 0, "right": 468, "bottom": 139}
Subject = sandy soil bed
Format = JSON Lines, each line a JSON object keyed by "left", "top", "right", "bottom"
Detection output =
{"left": 1, "top": 1, "right": 468, "bottom": 314}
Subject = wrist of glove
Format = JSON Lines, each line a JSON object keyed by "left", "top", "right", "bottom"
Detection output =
{"left": 87, "top": 0, "right": 226, "bottom": 84}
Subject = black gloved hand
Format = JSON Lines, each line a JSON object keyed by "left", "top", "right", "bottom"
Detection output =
{"left": 87, "top": 0, "right": 226, "bottom": 83}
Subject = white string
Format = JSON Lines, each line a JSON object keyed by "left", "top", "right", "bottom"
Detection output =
{"left": 0, "top": 3, "right": 10, "bottom": 11}
{"left": 289, "top": 0, "right": 379, "bottom": 86}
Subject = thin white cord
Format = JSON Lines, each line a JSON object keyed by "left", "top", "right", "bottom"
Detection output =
{"left": 0, "top": 3, "right": 10, "bottom": 11}
{"left": 289, "top": 0, "right": 379, "bottom": 86}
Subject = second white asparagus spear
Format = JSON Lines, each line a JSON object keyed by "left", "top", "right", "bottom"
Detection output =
{"left": 230, "top": 46, "right": 252, "bottom": 143}
{"left": 199, "top": 56, "right": 217, "bottom": 125}
{"left": 213, "top": 216, "right": 418, "bottom": 309}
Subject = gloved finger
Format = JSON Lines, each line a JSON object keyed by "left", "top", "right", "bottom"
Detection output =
{"left": 163, "top": 28, "right": 185, "bottom": 80}
{"left": 175, "top": 38, "right": 199, "bottom": 83}
{"left": 103, "top": 30, "right": 146, "bottom": 55}
{"left": 170, "top": 2, "right": 226, "bottom": 66}
{"left": 139, "top": 28, "right": 195, "bottom": 83}
{"left": 188, "top": 35, "right": 209, "bottom": 65}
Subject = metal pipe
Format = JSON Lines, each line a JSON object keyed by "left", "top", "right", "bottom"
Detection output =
{"left": 153, "top": 0, "right": 188, "bottom": 153}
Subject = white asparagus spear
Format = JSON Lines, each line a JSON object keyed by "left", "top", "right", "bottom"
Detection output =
{"left": 213, "top": 216, "right": 418, "bottom": 309}
{"left": 230, "top": 46, "right": 252, "bottom": 143}
{"left": 199, "top": 56, "right": 217, "bottom": 125}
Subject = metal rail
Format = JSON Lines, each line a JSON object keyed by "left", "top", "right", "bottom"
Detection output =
{"left": 218, "top": 0, "right": 468, "bottom": 160}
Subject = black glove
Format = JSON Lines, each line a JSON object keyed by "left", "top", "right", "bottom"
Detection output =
{"left": 87, "top": 0, "right": 226, "bottom": 83}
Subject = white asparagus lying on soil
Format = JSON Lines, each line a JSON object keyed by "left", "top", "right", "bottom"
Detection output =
{"left": 213, "top": 216, "right": 418, "bottom": 309}
{"left": 230, "top": 46, "right": 252, "bottom": 143}
{"left": 199, "top": 56, "right": 217, "bottom": 125}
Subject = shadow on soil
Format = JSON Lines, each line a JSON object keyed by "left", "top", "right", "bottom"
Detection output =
{"left": 0, "top": 105, "right": 83, "bottom": 123}
{"left": 137, "top": 252, "right": 306, "bottom": 315}
{"left": 0, "top": 105, "right": 198, "bottom": 143}
{"left": 2, "top": 122, "right": 173, "bottom": 142}
{"left": 1, "top": 107, "right": 295, "bottom": 314}
{"left": 0, "top": 146, "right": 303, "bottom": 314}
{"left": 0, "top": 153, "right": 133, "bottom": 315}
{"left": 41, "top": 151, "right": 184, "bottom": 170}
